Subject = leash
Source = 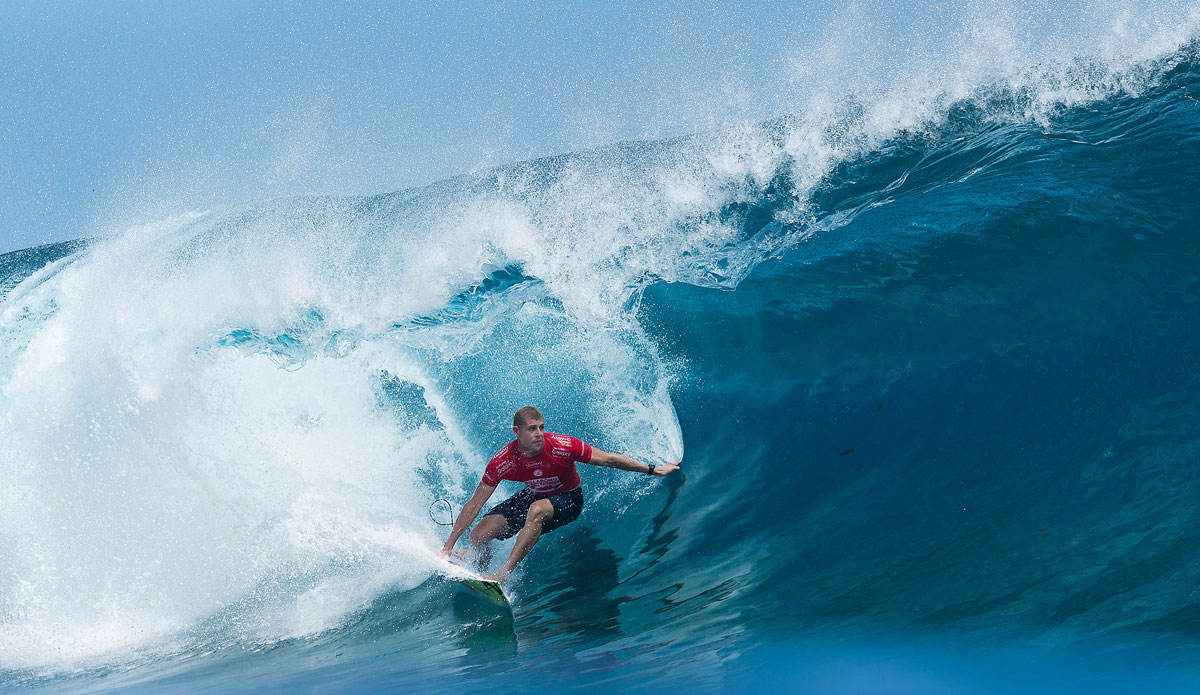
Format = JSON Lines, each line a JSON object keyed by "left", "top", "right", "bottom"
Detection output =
{"left": 429, "top": 498, "right": 455, "bottom": 526}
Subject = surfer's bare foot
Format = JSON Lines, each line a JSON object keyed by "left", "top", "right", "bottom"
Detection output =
{"left": 451, "top": 548, "right": 468, "bottom": 560}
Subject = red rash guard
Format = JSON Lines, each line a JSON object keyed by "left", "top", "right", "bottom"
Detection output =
{"left": 481, "top": 433, "right": 594, "bottom": 495}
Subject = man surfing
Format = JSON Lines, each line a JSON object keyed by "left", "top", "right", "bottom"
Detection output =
{"left": 439, "top": 406, "right": 680, "bottom": 583}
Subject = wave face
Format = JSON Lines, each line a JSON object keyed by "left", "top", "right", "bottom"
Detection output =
{"left": 2, "top": 37, "right": 1200, "bottom": 695}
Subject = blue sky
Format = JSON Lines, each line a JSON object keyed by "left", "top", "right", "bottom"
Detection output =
{"left": 0, "top": 1, "right": 816, "bottom": 253}
{"left": 0, "top": 0, "right": 1190, "bottom": 253}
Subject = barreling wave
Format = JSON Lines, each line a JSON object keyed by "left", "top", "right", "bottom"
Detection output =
{"left": 1, "top": 33, "right": 1199, "bottom": 694}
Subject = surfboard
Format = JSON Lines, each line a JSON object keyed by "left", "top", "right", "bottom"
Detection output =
{"left": 450, "top": 576, "right": 510, "bottom": 608}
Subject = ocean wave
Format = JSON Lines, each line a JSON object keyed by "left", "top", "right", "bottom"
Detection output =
{"left": 0, "top": 33, "right": 1198, "bottom": 693}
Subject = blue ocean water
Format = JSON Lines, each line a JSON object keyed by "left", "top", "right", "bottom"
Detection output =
{"left": 2, "top": 38, "right": 1199, "bottom": 694}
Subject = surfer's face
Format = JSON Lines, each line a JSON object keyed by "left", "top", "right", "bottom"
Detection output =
{"left": 514, "top": 418, "right": 545, "bottom": 454}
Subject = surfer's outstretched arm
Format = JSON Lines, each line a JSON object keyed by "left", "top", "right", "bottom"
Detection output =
{"left": 440, "top": 482, "right": 496, "bottom": 558}
{"left": 586, "top": 448, "right": 680, "bottom": 477}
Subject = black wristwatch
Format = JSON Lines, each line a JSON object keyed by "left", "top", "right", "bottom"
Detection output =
{"left": 645, "top": 463, "right": 656, "bottom": 476}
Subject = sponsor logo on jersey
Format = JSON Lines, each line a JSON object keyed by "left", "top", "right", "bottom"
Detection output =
{"left": 526, "top": 477, "right": 561, "bottom": 492}
{"left": 534, "top": 469, "right": 543, "bottom": 477}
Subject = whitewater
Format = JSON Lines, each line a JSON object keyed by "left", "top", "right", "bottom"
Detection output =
{"left": 3, "top": 12, "right": 1200, "bottom": 695}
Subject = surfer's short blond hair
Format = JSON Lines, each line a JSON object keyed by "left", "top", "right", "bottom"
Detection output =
{"left": 513, "top": 406, "right": 543, "bottom": 427}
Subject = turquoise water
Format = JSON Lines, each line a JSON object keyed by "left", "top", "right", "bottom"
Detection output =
{"left": 2, "top": 39, "right": 1200, "bottom": 694}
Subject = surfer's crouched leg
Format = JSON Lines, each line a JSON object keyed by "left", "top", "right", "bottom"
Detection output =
{"left": 485, "top": 499, "right": 555, "bottom": 583}
{"left": 482, "top": 492, "right": 585, "bottom": 585}
{"left": 468, "top": 513, "right": 508, "bottom": 571}
{"left": 525, "top": 498, "right": 554, "bottom": 527}
{"left": 476, "top": 487, "right": 584, "bottom": 580}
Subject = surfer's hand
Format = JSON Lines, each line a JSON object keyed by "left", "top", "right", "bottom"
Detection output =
{"left": 654, "top": 461, "right": 680, "bottom": 476}
{"left": 438, "top": 544, "right": 453, "bottom": 559}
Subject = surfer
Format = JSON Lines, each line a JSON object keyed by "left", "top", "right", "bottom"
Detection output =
{"left": 439, "top": 406, "right": 680, "bottom": 583}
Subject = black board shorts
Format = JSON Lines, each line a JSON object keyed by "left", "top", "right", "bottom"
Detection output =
{"left": 484, "top": 487, "right": 584, "bottom": 540}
